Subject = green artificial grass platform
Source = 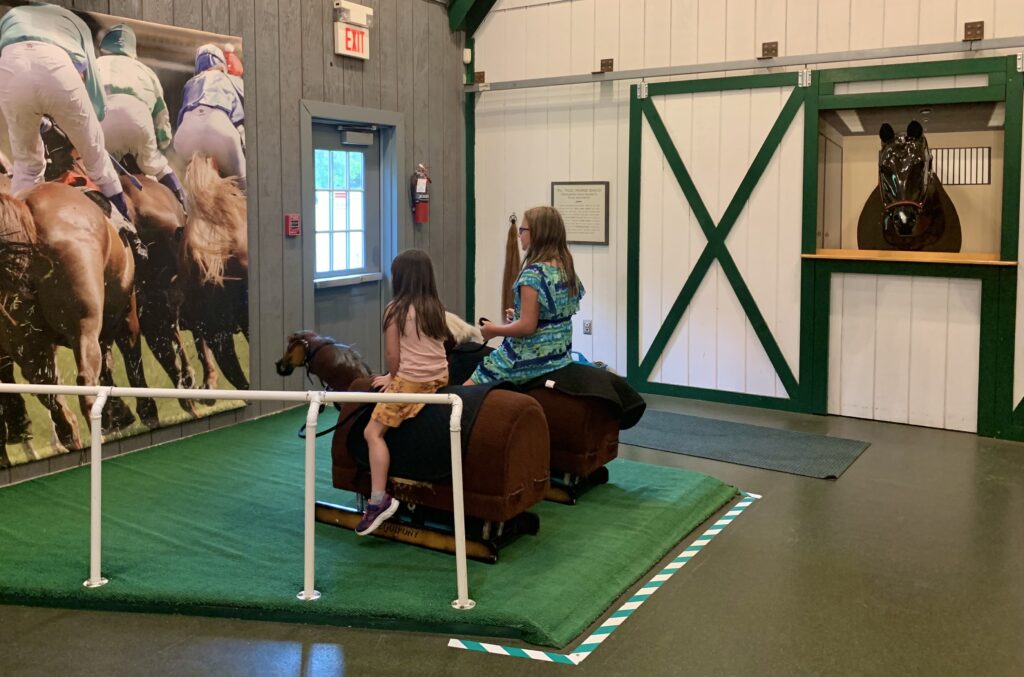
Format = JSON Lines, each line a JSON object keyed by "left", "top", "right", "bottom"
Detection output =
{"left": 0, "top": 409, "right": 737, "bottom": 648}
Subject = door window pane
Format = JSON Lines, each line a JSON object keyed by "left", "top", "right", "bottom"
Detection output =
{"left": 315, "top": 191, "right": 330, "bottom": 231}
{"left": 349, "top": 232, "right": 363, "bottom": 269}
{"left": 331, "top": 151, "right": 347, "bottom": 189}
{"left": 314, "top": 149, "right": 330, "bottom": 189}
{"left": 315, "top": 234, "right": 331, "bottom": 273}
{"left": 332, "top": 191, "right": 348, "bottom": 231}
{"left": 348, "top": 152, "right": 364, "bottom": 189}
{"left": 332, "top": 234, "right": 348, "bottom": 272}
{"left": 313, "top": 144, "right": 370, "bottom": 278}
{"left": 348, "top": 191, "right": 364, "bottom": 231}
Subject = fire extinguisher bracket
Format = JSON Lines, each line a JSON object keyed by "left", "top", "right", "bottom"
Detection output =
{"left": 411, "top": 164, "right": 431, "bottom": 224}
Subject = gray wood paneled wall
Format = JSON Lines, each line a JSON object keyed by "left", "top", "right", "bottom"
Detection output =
{"left": 2, "top": 0, "right": 465, "bottom": 485}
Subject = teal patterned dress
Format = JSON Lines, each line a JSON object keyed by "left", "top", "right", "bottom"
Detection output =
{"left": 471, "top": 262, "right": 585, "bottom": 385}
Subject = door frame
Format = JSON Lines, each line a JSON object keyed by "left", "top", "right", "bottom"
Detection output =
{"left": 299, "top": 100, "right": 405, "bottom": 332}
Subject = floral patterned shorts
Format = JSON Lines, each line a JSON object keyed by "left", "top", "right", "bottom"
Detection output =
{"left": 370, "top": 375, "right": 449, "bottom": 428}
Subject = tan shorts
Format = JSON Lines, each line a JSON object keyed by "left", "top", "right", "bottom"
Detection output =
{"left": 370, "top": 374, "right": 449, "bottom": 428}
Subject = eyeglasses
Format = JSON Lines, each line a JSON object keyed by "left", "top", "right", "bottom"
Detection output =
{"left": 517, "top": 227, "right": 530, "bottom": 234}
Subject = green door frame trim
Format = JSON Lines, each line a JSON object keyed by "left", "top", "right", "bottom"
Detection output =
{"left": 627, "top": 72, "right": 814, "bottom": 411}
{"left": 805, "top": 258, "right": 1013, "bottom": 438}
{"left": 626, "top": 55, "right": 1024, "bottom": 439}
{"left": 801, "top": 55, "right": 1024, "bottom": 441}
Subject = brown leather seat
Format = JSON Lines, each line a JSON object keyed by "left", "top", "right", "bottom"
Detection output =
{"left": 525, "top": 386, "right": 620, "bottom": 482}
{"left": 330, "top": 379, "right": 550, "bottom": 524}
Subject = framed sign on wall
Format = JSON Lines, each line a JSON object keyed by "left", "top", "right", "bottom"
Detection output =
{"left": 551, "top": 181, "right": 609, "bottom": 245}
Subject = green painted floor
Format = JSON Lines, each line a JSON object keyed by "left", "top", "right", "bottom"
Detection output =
{"left": 2, "top": 393, "right": 1023, "bottom": 677}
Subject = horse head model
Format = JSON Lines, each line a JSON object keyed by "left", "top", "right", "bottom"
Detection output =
{"left": 275, "top": 313, "right": 482, "bottom": 394}
{"left": 857, "top": 120, "right": 961, "bottom": 252}
{"left": 276, "top": 332, "right": 372, "bottom": 392}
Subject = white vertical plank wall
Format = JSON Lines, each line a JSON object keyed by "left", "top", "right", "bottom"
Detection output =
{"left": 473, "top": 0, "right": 1024, "bottom": 428}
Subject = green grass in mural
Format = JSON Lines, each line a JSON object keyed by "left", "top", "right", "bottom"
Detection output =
{"left": 0, "top": 409, "right": 737, "bottom": 648}
{"left": 4, "top": 331, "right": 249, "bottom": 466}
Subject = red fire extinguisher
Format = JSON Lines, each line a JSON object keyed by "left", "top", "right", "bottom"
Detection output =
{"left": 411, "top": 164, "right": 431, "bottom": 224}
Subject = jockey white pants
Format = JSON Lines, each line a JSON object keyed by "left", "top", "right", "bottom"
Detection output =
{"left": 0, "top": 41, "right": 121, "bottom": 197}
{"left": 173, "top": 105, "right": 245, "bottom": 182}
{"left": 101, "top": 93, "right": 172, "bottom": 179}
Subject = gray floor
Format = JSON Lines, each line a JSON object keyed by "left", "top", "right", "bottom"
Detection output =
{"left": 2, "top": 394, "right": 1023, "bottom": 677}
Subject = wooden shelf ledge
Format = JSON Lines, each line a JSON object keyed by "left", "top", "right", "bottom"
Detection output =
{"left": 803, "top": 249, "right": 1017, "bottom": 266}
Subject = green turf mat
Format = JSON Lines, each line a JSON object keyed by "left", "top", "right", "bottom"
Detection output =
{"left": 0, "top": 409, "right": 737, "bottom": 648}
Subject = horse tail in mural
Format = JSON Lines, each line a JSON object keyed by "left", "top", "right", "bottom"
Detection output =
{"left": 183, "top": 153, "right": 248, "bottom": 286}
{"left": 501, "top": 218, "right": 521, "bottom": 314}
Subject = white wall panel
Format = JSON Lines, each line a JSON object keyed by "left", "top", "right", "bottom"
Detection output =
{"left": 568, "top": 0, "right": 596, "bottom": 360}
{"left": 658, "top": 95, "right": 697, "bottom": 385}
{"left": 829, "top": 274, "right": 981, "bottom": 431}
{"left": 818, "top": 0, "right": 852, "bottom": 52}
{"left": 944, "top": 278, "right": 982, "bottom": 432}
{"left": 472, "top": 0, "right": 1010, "bottom": 426}
{"left": 775, "top": 109, "right": 805, "bottom": 396}
{"left": 744, "top": 87, "right": 785, "bottom": 396}
{"left": 717, "top": 89, "right": 753, "bottom": 393}
{"left": 873, "top": 277, "right": 913, "bottom": 422}
{"left": 639, "top": 117, "right": 665, "bottom": 363}
{"left": 995, "top": 0, "right": 1024, "bottom": 37}
{"left": 908, "top": 277, "right": 951, "bottom": 428}
{"left": 786, "top": 0, "right": 818, "bottom": 56}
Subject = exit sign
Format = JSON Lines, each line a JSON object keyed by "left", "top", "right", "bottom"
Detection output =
{"left": 334, "top": 22, "right": 369, "bottom": 60}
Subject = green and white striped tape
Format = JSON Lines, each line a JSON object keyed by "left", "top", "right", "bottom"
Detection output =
{"left": 448, "top": 491, "right": 761, "bottom": 666}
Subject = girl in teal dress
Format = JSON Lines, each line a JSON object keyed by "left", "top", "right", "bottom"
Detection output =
{"left": 466, "top": 206, "right": 585, "bottom": 385}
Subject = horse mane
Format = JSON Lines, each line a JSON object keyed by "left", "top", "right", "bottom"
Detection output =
{"left": 183, "top": 153, "right": 247, "bottom": 286}
{"left": 445, "top": 311, "right": 483, "bottom": 345}
{"left": 0, "top": 193, "right": 36, "bottom": 244}
{"left": 501, "top": 221, "right": 520, "bottom": 313}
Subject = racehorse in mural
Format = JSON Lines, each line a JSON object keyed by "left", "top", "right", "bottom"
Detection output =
{"left": 857, "top": 120, "right": 962, "bottom": 252}
{"left": 0, "top": 182, "right": 139, "bottom": 454}
{"left": 179, "top": 153, "right": 250, "bottom": 392}
{"left": 117, "top": 167, "right": 199, "bottom": 424}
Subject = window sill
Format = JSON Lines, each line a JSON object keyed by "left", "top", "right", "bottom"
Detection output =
{"left": 314, "top": 272, "right": 383, "bottom": 289}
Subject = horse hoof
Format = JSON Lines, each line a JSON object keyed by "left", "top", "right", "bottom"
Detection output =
{"left": 102, "top": 411, "right": 137, "bottom": 435}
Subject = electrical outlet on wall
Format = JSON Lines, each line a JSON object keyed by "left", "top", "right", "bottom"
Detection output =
{"left": 583, "top": 320, "right": 593, "bottom": 335}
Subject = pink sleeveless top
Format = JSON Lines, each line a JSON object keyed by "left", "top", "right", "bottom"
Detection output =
{"left": 397, "top": 306, "right": 448, "bottom": 382}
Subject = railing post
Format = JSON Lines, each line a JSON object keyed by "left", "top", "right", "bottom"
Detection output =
{"left": 448, "top": 395, "right": 475, "bottom": 610}
{"left": 83, "top": 387, "right": 110, "bottom": 589}
{"left": 297, "top": 392, "right": 323, "bottom": 602}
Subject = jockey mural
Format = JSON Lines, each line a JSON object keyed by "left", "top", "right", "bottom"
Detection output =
{"left": 0, "top": 2, "right": 249, "bottom": 468}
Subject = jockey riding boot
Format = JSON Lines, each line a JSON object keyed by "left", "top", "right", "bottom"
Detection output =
{"left": 158, "top": 171, "right": 188, "bottom": 211}
{"left": 109, "top": 192, "right": 148, "bottom": 262}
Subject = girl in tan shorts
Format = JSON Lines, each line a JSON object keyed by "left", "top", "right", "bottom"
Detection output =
{"left": 358, "top": 249, "right": 450, "bottom": 536}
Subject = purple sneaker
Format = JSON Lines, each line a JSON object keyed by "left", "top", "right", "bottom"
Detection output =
{"left": 355, "top": 495, "right": 399, "bottom": 536}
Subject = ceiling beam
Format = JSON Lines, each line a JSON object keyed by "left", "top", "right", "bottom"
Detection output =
{"left": 448, "top": 0, "right": 475, "bottom": 32}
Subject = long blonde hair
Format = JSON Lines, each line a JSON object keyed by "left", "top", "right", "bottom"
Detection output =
{"left": 522, "top": 206, "right": 579, "bottom": 297}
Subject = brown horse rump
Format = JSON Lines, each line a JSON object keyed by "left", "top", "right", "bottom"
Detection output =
{"left": 342, "top": 382, "right": 507, "bottom": 481}
{"left": 518, "top": 364, "right": 647, "bottom": 430}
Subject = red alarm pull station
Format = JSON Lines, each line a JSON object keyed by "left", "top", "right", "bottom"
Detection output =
{"left": 284, "top": 213, "right": 301, "bottom": 237}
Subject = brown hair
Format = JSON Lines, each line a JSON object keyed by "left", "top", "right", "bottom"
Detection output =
{"left": 383, "top": 249, "right": 448, "bottom": 340}
{"left": 522, "top": 206, "right": 579, "bottom": 297}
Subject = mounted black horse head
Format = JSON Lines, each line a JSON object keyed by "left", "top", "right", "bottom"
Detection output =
{"left": 878, "top": 121, "right": 936, "bottom": 247}
{"left": 859, "top": 120, "right": 961, "bottom": 252}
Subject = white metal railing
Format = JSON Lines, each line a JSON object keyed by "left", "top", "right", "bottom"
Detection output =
{"left": 0, "top": 382, "right": 475, "bottom": 611}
